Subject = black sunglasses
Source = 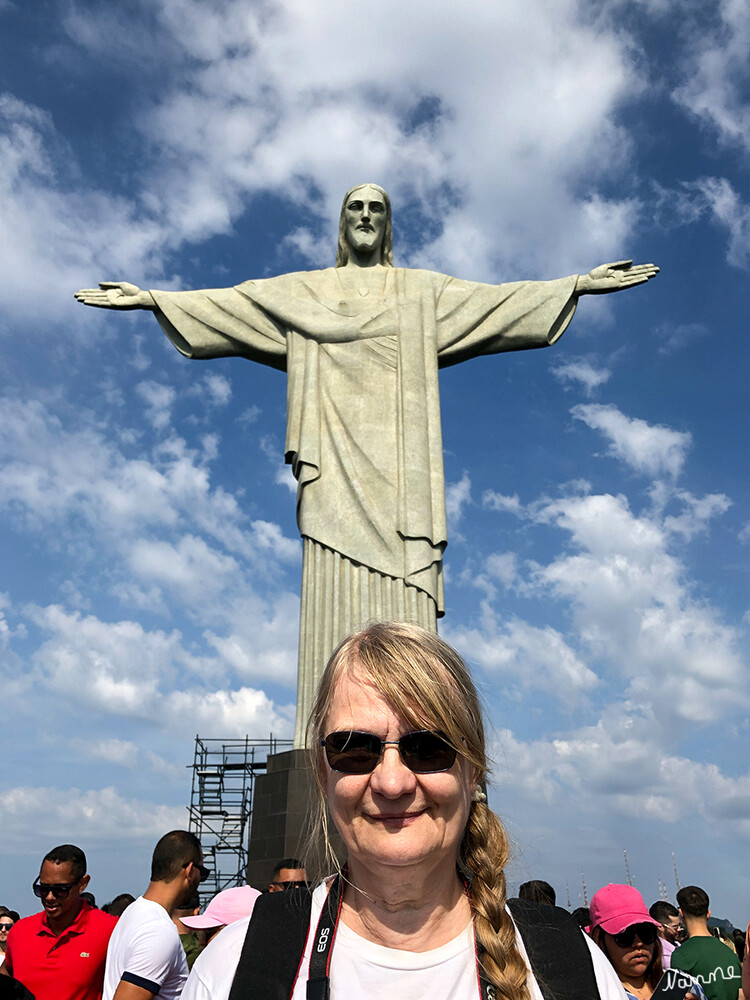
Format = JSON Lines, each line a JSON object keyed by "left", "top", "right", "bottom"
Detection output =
{"left": 321, "top": 730, "right": 457, "bottom": 774}
{"left": 612, "top": 923, "right": 658, "bottom": 948}
{"left": 269, "top": 880, "right": 309, "bottom": 890}
{"left": 33, "top": 877, "right": 80, "bottom": 899}
{"left": 183, "top": 861, "right": 211, "bottom": 883}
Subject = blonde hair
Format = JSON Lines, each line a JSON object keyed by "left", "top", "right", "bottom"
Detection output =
{"left": 335, "top": 183, "right": 393, "bottom": 267}
{"left": 305, "top": 621, "right": 531, "bottom": 1000}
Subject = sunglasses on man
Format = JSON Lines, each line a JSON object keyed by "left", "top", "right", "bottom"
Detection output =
{"left": 33, "top": 877, "right": 82, "bottom": 900}
{"left": 269, "top": 880, "right": 309, "bottom": 891}
{"left": 182, "top": 861, "right": 211, "bottom": 883}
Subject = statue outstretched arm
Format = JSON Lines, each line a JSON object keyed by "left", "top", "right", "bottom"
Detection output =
{"left": 575, "top": 260, "right": 659, "bottom": 296}
{"left": 74, "top": 282, "right": 156, "bottom": 310}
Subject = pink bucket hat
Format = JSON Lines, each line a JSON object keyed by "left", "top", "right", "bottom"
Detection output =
{"left": 589, "top": 884, "right": 661, "bottom": 935}
{"left": 181, "top": 885, "right": 261, "bottom": 930}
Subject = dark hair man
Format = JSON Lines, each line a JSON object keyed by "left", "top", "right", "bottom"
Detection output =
{"left": 0, "top": 844, "right": 117, "bottom": 1000}
{"left": 518, "top": 880, "right": 556, "bottom": 906}
{"left": 671, "top": 886, "right": 742, "bottom": 1000}
{"left": 102, "top": 831, "right": 207, "bottom": 1000}
{"left": 267, "top": 858, "right": 307, "bottom": 893}
{"left": 650, "top": 900, "right": 682, "bottom": 968}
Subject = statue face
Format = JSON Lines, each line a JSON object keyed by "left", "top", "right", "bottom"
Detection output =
{"left": 344, "top": 185, "right": 387, "bottom": 256}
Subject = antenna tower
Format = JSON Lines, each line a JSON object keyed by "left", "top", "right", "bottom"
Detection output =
{"left": 623, "top": 849, "right": 633, "bottom": 886}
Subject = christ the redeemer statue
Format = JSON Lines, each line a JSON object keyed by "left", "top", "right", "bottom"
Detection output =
{"left": 76, "top": 183, "right": 658, "bottom": 744}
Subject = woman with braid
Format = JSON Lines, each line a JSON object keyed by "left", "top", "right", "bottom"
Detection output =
{"left": 184, "top": 621, "right": 624, "bottom": 1000}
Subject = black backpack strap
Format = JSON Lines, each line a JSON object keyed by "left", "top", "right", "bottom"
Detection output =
{"left": 507, "top": 898, "right": 602, "bottom": 1000}
{"left": 228, "top": 889, "right": 313, "bottom": 1000}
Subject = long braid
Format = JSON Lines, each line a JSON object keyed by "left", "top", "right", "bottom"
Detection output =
{"left": 461, "top": 801, "right": 531, "bottom": 1000}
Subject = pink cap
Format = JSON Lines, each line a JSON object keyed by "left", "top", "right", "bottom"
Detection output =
{"left": 181, "top": 886, "right": 261, "bottom": 930}
{"left": 589, "top": 884, "right": 661, "bottom": 936}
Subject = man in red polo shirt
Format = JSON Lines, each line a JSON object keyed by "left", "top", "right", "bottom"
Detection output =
{"left": 0, "top": 844, "right": 117, "bottom": 1000}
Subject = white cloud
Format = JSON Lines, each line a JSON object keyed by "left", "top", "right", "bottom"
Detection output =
{"left": 528, "top": 491, "right": 746, "bottom": 727}
{"left": 649, "top": 177, "right": 750, "bottom": 270}
{"left": 127, "top": 534, "right": 242, "bottom": 605}
{"left": 660, "top": 489, "right": 732, "bottom": 541}
{"left": 166, "top": 686, "right": 293, "bottom": 738}
{"left": 482, "top": 491, "right": 524, "bottom": 516}
{"left": 188, "top": 372, "right": 232, "bottom": 407}
{"left": 0, "top": 94, "right": 169, "bottom": 325}
{"left": 0, "top": 396, "right": 272, "bottom": 565}
{"left": 136, "top": 380, "right": 177, "bottom": 431}
{"left": 447, "top": 607, "right": 598, "bottom": 705}
{"left": 237, "top": 405, "right": 261, "bottom": 427}
{"left": 494, "top": 712, "right": 750, "bottom": 831}
{"left": 571, "top": 403, "right": 691, "bottom": 479}
{"left": 694, "top": 176, "right": 750, "bottom": 269}
{"left": 671, "top": 0, "right": 750, "bottom": 155}
{"left": 275, "top": 465, "right": 298, "bottom": 494}
{"left": 552, "top": 359, "right": 612, "bottom": 395}
{"left": 652, "top": 321, "right": 709, "bottom": 355}
{"left": 69, "top": 738, "right": 184, "bottom": 779}
{"left": 0, "top": 785, "right": 187, "bottom": 845}
{"left": 24, "top": 603, "right": 295, "bottom": 731}
{"left": 446, "top": 472, "right": 472, "bottom": 530}
{"left": 485, "top": 552, "right": 519, "bottom": 587}
{"left": 250, "top": 520, "right": 300, "bottom": 564}
{"left": 78, "top": 738, "right": 141, "bottom": 767}
{"left": 202, "top": 589, "right": 300, "bottom": 685}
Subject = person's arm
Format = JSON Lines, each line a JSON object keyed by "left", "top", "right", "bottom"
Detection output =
{"left": 574, "top": 260, "right": 659, "bottom": 295}
{"left": 74, "top": 282, "right": 156, "bottom": 310}
{"left": 111, "top": 980, "right": 157, "bottom": 1000}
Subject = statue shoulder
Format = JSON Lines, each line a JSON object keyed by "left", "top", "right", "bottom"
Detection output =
{"left": 393, "top": 266, "right": 449, "bottom": 282}
{"left": 234, "top": 267, "right": 334, "bottom": 294}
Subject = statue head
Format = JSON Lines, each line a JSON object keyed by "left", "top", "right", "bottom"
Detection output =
{"left": 336, "top": 183, "right": 393, "bottom": 267}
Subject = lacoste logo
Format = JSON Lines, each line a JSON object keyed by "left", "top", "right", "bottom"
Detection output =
{"left": 80, "top": 952, "right": 90, "bottom": 958}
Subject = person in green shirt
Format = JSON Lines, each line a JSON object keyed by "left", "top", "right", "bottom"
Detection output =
{"left": 671, "top": 886, "right": 741, "bottom": 1000}
{"left": 171, "top": 892, "right": 203, "bottom": 970}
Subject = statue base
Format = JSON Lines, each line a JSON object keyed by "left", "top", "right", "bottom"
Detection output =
{"left": 245, "top": 748, "right": 343, "bottom": 890}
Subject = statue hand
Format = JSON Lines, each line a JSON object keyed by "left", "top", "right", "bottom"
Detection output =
{"left": 74, "top": 281, "right": 155, "bottom": 309}
{"left": 576, "top": 260, "right": 659, "bottom": 295}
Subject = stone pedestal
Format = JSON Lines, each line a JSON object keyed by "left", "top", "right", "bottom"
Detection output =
{"left": 245, "top": 749, "right": 343, "bottom": 890}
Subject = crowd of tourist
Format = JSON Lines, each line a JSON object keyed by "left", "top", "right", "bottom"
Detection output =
{"left": 1, "top": 623, "right": 748, "bottom": 1000}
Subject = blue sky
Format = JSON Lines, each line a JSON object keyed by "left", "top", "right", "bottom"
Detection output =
{"left": 1, "top": 0, "right": 749, "bottom": 920}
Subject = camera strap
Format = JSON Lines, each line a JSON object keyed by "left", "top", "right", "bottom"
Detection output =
{"left": 306, "top": 872, "right": 496, "bottom": 1000}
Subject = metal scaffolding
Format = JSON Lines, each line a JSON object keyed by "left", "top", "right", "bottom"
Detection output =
{"left": 188, "top": 735, "right": 292, "bottom": 901}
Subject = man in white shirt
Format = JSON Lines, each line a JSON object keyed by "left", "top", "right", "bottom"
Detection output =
{"left": 103, "top": 830, "right": 207, "bottom": 1000}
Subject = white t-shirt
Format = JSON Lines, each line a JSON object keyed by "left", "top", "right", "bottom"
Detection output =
{"left": 103, "top": 896, "right": 188, "bottom": 1000}
{"left": 182, "top": 881, "right": 626, "bottom": 1000}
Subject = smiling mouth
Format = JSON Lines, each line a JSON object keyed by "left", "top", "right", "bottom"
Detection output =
{"left": 369, "top": 810, "right": 424, "bottom": 823}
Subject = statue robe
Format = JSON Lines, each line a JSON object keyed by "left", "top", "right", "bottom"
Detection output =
{"left": 150, "top": 266, "right": 578, "bottom": 744}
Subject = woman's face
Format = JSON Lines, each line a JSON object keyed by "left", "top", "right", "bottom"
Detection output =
{"left": 323, "top": 668, "right": 475, "bottom": 879}
{"left": 603, "top": 925, "right": 655, "bottom": 984}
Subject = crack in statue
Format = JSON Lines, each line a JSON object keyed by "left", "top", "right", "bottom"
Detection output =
{"left": 76, "top": 183, "right": 659, "bottom": 745}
